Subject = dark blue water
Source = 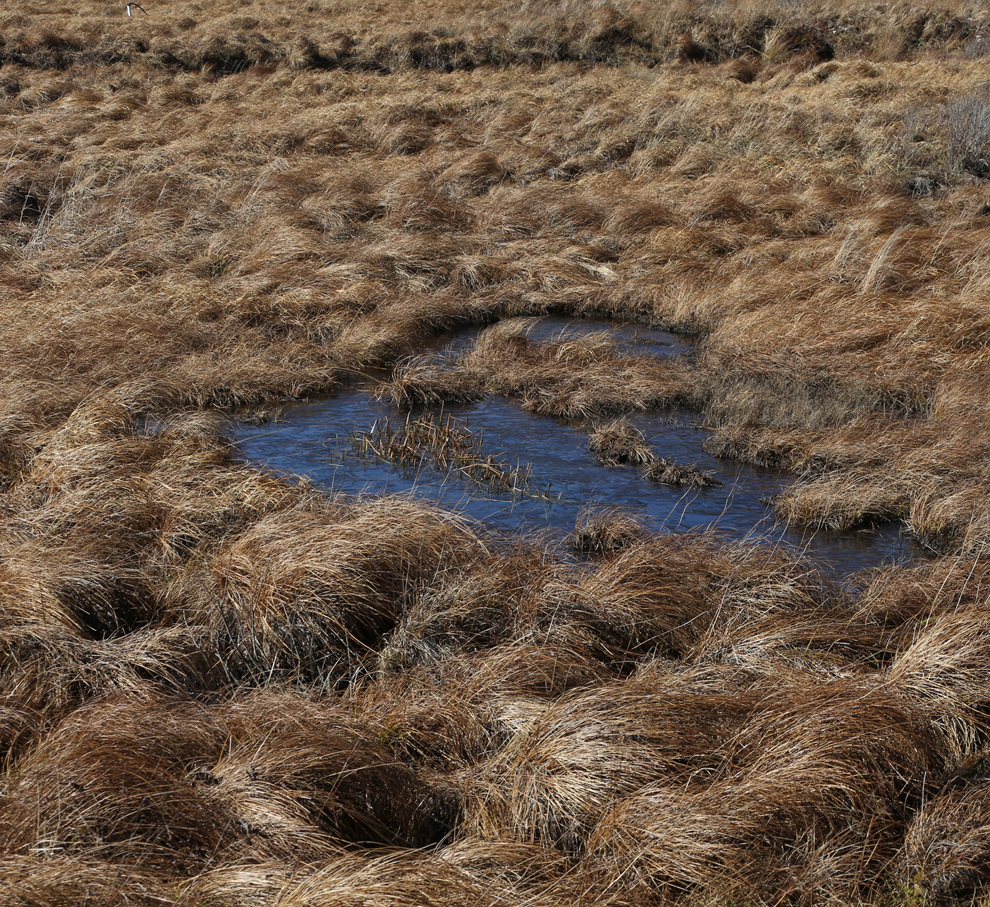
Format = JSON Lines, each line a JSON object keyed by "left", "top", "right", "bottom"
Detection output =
{"left": 234, "top": 319, "right": 920, "bottom": 577}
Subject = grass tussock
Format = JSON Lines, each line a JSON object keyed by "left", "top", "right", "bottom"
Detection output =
{"left": 897, "top": 777, "right": 990, "bottom": 904}
{"left": 379, "top": 319, "right": 701, "bottom": 420}
{"left": 5, "top": 0, "right": 990, "bottom": 904}
{"left": 351, "top": 413, "right": 554, "bottom": 499}
{"left": 587, "top": 419, "right": 656, "bottom": 467}
{"left": 584, "top": 676, "right": 946, "bottom": 904}
{"left": 0, "top": 474, "right": 986, "bottom": 903}
{"left": 166, "top": 498, "right": 485, "bottom": 684}
{"left": 568, "top": 507, "right": 649, "bottom": 558}
{"left": 1, "top": 694, "right": 233, "bottom": 875}
{"left": 0, "top": 855, "right": 175, "bottom": 906}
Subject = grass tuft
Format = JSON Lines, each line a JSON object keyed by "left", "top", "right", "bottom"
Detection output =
{"left": 350, "top": 413, "right": 555, "bottom": 500}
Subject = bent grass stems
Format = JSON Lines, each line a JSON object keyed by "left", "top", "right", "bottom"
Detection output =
{"left": 6, "top": 2, "right": 990, "bottom": 904}
{"left": 348, "top": 413, "right": 558, "bottom": 503}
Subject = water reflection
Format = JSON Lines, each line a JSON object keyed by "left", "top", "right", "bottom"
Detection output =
{"left": 235, "top": 319, "right": 921, "bottom": 577}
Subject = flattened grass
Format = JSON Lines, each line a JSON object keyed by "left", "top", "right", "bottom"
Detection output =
{"left": 4, "top": 1, "right": 990, "bottom": 904}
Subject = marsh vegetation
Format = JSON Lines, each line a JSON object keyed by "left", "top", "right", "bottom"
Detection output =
{"left": 236, "top": 316, "right": 916, "bottom": 574}
{"left": 3, "top": 0, "right": 990, "bottom": 904}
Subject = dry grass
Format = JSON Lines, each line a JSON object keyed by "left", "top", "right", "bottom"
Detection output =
{"left": 587, "top": 419, "right": 657, "bottom": 467}
{"left": 585, "top": 675, "right": 946, "bottom": 904}
{"left": 897, "top": 776, "right": 990, "bottom": 904}
{"left": 0, "top": 854, "right": 176, "bottom": 906}
{"left": 588, "top": 419, "right": 720, "bottom": 487}
{"left": 164, "top": 497, "right": 485, "bottom": 684}
{"left": 568, "top": 507, "right": 650, "bottom": 557}
{"left": 380, "top": 319, "right": 700, "bottom": 419}
{"left": 4, "top": 0, "right": 990, "bottom": 903}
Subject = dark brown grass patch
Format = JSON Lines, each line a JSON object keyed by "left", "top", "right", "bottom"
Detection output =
{"left": 1, "top": 693, "right": 233, "bottom": 875}
{"left": 898, "top": 777, "right": 990, "bottom": 904}
{"left": 214, "top": 690, "right": 458, "bottom": 851}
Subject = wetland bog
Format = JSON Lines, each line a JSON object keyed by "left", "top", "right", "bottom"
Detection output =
{"left": 3, "top": 1, "right": 990, "bottom": 904}
{"left": 237, "top": 317, "right": 920, "bottom": 575}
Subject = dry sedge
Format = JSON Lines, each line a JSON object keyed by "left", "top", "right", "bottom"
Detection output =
{"left": 350, "top": 412, "right": 555, "bottom": 499}
{"left": 5, "top": 0, "right": 990, "bottom": 905}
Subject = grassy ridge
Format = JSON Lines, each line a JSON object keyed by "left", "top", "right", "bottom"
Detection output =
{"left": 4, "top": 0, "right": 990, "bottom": 903}
{"left": 4, "top": 11, "right": 990, "bottom": 547}
{"left": 4, "top": 0, "right": 990, "bottom": 73}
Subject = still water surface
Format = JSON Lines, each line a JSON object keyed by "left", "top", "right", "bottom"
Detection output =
{"left": 235, "top": 318, "right": 920, "bottom": 577}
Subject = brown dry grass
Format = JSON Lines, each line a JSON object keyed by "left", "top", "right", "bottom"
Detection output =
{"left": 380, "top": 319, "right": 700, "bottom": 418}
{"left": 3, "top": 41, "right": 990, "bottom": 547}
{"left": 5, "top": 0, "right": 990, "bottom": 904}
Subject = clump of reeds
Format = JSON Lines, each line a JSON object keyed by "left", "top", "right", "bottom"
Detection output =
{"left": 555, "top": 533, "right": 730, "bottom": 662}
{"left": 643, "top": 456, "right": 721, "bottom": 488}
{"left": 773, "top": 468, "right": 911, "bottom": 531}
{"left": 586, "top": 674, "right": 947, "bottom": 903}
{"left": 378, "top": 319, "right": 701, "bottom": 422}
{"left": 897, "top": 776, "right": 990, "bottom": 904}
{"left": 1, "top": 693, "right": 234, "bottom": 876}
{"left": 344, "top": 666, "right": 505, "bottom": 770}
{"left": 212, "top": 690, "right": 459, "bottom": 852}
{"left": 589, "top": 418, "right": 720, "bottom": 487}
{"left": 0, "top": 855, "right": 175, "bottom": 907}
{"left": 552, "top": 530, "right": 875, "bottom": 675}
{"left": 587, "top": 419, "right": 655, "bottom": 467}
{"left": 568, "top": 507, "right": 649, "bottom": 557}
{"left": 351, "top": 413, "right": 555, "bottom": 500}
{"left": 886, "top": 603, "right": 990, "bottom": 760}
{"left": 374, "top": 552, "right": 526, "bottom": 674}
{"left": 461, "top": 666, "right": 767, "bottom": 853}
{"left": 206, "top": 849, "right": 504, "bottom": 907}
{"left": 164, "top": 497, "right": 485, "bottom": 684}
{"left": 376, "top": 352, "right": 486, "bottom": 408}
{"left": 687, "top": 554, "right": 879, "bottom": 672}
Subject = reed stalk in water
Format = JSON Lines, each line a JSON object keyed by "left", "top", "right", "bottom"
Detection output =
{"left": 349, "top": 413, "right": 556, "bottom": 500}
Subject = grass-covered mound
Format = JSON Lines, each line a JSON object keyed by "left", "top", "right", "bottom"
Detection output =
{"left": 4, "top": 1, "right": 990, "bottom": 904}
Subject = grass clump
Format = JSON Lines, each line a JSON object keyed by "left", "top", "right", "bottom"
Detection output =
{"left": 587, "top": 418, "right": 656, "bottom": 467}
{"left": 379, "top": 320, "right": 701, "bottom": 421}
{"left": 6, "top": 0, "right": 990, "bottom": 904}
{"left": 589, "top": 418, "right": 721, "bottom": 488}
{"left": 165, "top": 497, "right": 485, "bottom": 685}
{"left": 568, "top": 507, "right": 649, "bottom": 558}
{"left": 351, "top": 413, "right": 556, "bottom": 500}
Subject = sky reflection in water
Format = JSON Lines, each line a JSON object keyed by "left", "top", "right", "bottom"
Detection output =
{"left": 235, "top": 318, "right": 921, "bottom": 578}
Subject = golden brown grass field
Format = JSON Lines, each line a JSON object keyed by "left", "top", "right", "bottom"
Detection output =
{"left": 6, "top": 0, "right": 990, "bottom": 903}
